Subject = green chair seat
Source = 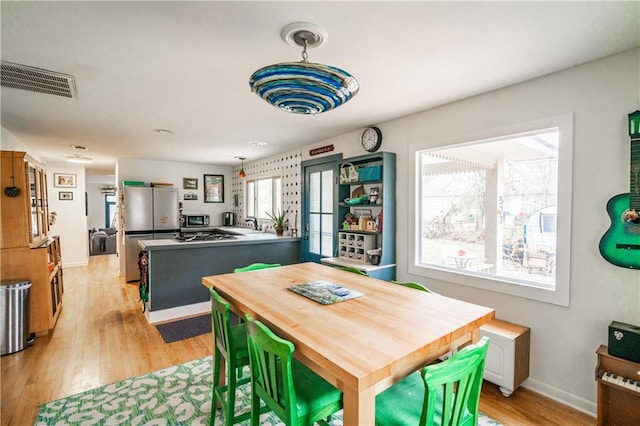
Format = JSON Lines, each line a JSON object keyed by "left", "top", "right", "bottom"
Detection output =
{"left": 246, "top": 315, "right": 343, "bottom": 425}
{"left": 290, "top": 358, "right": 343, "bottom": 421}
{"left": 234, "top": 263, "right": 281, "bottom": 273}
{"left": 375, "top": 337, "right": 490, "bottom": 426}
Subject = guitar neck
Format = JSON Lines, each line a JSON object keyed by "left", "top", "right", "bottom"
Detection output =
{"left": 631, "top": 137, "right": 640, "bottom": 211}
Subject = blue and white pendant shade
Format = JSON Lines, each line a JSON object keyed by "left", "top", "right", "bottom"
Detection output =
{"left": 249, "top": 61, "right": 359, "bottom": 115}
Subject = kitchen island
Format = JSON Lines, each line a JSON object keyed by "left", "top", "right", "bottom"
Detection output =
{"left": 138, "top": 227, "right": 300, "bottom": 323}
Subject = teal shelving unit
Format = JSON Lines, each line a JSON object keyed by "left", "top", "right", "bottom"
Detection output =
{"left": 321, "top": 152, "right": 396, "bottom": 280}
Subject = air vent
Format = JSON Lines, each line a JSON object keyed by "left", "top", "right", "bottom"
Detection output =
{"left": 0, "top": 61, "right": 77, "bottom": 98}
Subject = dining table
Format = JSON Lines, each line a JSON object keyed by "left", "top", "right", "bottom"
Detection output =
{"left": 202, "top": 262, "right": 494, "bottom": 426}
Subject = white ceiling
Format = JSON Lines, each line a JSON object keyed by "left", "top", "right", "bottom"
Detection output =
{"left": 1, "top": 1, "right": 638, "bottom": 173}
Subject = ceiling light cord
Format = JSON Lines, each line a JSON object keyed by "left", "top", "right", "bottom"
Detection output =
{"left": 301, "top": 38, "right": 309, "bottom": 63}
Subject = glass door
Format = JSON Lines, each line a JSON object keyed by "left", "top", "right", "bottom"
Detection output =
{"left": 301, "top": 155, "right": 341, "bottom": 263}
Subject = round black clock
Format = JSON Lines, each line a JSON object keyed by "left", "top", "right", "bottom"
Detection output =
{"left": 361, "top": 126, "right": 382, "bottom": 152}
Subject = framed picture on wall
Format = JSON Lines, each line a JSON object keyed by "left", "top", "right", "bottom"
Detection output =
{"left": 54, "top": 173, "right": 77, "bottom": 188}
{"left": 59, "top": 191, "right": 73, "bottom": 200}
{"left": 204, "top": 174, "right": 224, "bottom": 203}
{"left": 183, "top": 177, "right": 198, "bottom": 190}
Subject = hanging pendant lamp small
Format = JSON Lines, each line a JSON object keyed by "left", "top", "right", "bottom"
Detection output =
{"left": 236, "top": 156, "right": 247, "bottom": 179}
{"left": 249, "top": 23, "right": 359, "bottom": 115}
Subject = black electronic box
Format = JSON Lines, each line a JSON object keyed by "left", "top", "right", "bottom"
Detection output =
{"left": 608, "top": 321, "right": 640, "bottom": 363}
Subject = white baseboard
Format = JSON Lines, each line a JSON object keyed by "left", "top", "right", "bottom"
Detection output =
{"left": 144, "top": 301, "right": 210, "bottom": 324}
{"left": 521, "top": 377, "right": 596, "bottom": 418}
{"left": 63, "top": 260, "right": 89, "bottom": 268}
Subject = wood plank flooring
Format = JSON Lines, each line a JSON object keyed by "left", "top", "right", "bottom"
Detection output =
{"left": 0, "top": 254, "right": 595, "bottom": 425}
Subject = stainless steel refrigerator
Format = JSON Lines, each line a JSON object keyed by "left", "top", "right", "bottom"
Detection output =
{"left": 123, "top": 186, "right": 179, "bottom": 281}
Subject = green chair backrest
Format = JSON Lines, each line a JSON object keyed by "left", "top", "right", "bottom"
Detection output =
{"left": 391, "top": 280, "right": 433, "bottom": 293}
{"left": 421, "top": 336, "right": 490, "bottom": 426}
{"left": 338, "top": 266, "right": 367, "bottom": 275}
{"left": 210, "top": 288, "right": 239, "bottom": 356}
{"left": 245, "top": 315, "right": 343, "bottom": 426}
{"left": 246, "top": 317, "right": 297, "bottom": 424}
{"left": 234, "top": 263, "right": 281, "bottom": 273}
{"left": 209, "top": 288, "right": 252, "bottom": 425}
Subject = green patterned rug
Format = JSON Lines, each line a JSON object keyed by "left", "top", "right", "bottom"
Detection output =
{"left": 35, "top": 356, "right": 501, "bottom": 425}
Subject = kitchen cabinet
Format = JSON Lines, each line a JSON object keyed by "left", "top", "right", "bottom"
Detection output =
{"left": 321, "top": 152, "right": 396, "bottom": 280}
{"left": 1, "top": 150, "right": 62, "bottom": 335}
{"left": 138, "top": 234, "right": 300, "bottom": 323}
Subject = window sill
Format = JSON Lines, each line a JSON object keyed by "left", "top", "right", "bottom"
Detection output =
{"left": 408, "top": 263, "right": 569, "bottom": 306}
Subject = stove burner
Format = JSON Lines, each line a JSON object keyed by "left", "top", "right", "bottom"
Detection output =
{"left": 177, "top": 232, "right": 237, "bottom": 242}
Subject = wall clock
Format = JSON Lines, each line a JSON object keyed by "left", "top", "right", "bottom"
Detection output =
{"left": 361, "top": 126, "right": 382, "bottom": 152}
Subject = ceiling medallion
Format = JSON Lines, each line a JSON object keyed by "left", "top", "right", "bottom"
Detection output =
{"left": 249, "top": 22, "right": 359, "bottom": 115}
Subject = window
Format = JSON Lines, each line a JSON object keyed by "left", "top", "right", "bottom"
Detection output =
{"left": 105, "top": 194, "right": 116, "bottom": 228}
{"left": 409, "top": 114, "right": 573, "bottom": 306}
{"left": 308, "top": 169, "right": 334, "bottom": 257}
{"left": 246, "top": 177, "right": 282, "bottom": 219}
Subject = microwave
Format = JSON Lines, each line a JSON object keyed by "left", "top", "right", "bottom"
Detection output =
{"left": 181, "top": 214, "right": 210, "bottom": 228}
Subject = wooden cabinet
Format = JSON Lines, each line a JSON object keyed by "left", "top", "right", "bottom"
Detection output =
{"left": 1, "top": 237, "right": 64, "bottom": 334}
{"left": 321, "top": 152, "right": 396, "bottom": 280}
{"left": 1, "top": 150, "right": 62, "bottom": 335}
{"left": 1, "top": 150, "right": 49, "bottom": 248}
{"left": 595, "top": 345, "right": 640, "bottom": 426}
{"left": 1, "top": 151, "right": 31, "bottom": 248}
{"left": 479, "top": 319, "right": 530, "bottom": 397}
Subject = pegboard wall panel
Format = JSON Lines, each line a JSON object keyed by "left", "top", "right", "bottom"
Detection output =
{"left": 231, "top": 149, "right": 302, "bottom": 233}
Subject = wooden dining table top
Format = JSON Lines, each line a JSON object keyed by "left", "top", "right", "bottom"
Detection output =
{"left": 202, "top": 262, "right": 494, "bottom": 425}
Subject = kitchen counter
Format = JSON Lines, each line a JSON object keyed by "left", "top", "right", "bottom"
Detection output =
{"left": 137, "top": 226, "right": 301, "bottom": 323}
{"left": 138, "top": 227, "right": 298, "bottom": 251}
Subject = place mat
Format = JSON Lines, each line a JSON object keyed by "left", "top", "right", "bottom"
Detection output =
{"left": 288, "top": 280, "right": 364, "bottom": 305}
{"left": 155, "top": 312, "right": 241, "bottom": 343}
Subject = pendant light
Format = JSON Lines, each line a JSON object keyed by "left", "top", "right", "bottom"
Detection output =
{"left": 236, "top": 156, "right": 247, "bottom": 179}
{"left": 249, "top": 22, "right": 359, "bottom": 115}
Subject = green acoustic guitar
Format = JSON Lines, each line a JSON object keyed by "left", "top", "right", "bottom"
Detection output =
{"left": 599, "top": 119, "right": 640, "bottom": 269}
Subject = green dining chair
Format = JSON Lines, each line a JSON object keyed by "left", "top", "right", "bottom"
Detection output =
{"left": 375, "top": 336, "right": 490, "bottom": 426}
{"left": 209, "top": 288, "right": 252, "bottom": 426}
{"left": 337, "top": 265, "right": 367, "bottom": 275}
{"left": 234, "top": 262, "right": 281, "bottom": 273}
{"left": 245, "top": 315, "right": 343, "bottom": 426}
{"left": 390, "top": 280, "right": 434, "bottom": 293}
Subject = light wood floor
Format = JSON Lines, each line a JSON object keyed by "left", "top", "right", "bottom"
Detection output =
{"left": 1, "top": 254, "right": 595, "bottom": 425}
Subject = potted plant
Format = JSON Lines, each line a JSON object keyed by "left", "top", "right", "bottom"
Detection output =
{"left": 266, "top": 209, "right": 289, "bottom": 236}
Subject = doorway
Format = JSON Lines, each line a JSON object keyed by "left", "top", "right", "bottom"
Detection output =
{"left": 301, "top": 154, "right": 342, "bottom": 263}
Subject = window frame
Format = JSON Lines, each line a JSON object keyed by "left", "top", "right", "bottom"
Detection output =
{"left": 245, "top": 176, "right": 282, "bottom": 220}
{"left": 409, "top": 113, "right": 573, "bottom": 306}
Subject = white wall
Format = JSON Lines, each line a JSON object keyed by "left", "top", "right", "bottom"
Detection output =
{"left": 46, "top": 162, "right": 89, "bottom": 267}
{"left": 116, "top": 158, "right": 233, "bottom": 276}
{"left": 87, "top": 182, "right": 109, "bottom": 230}
{"left": 301, "top": 49, "right": 640, "bottom": 415}
{"left": 1, "top": 127, "right": 31, "bottom": 152}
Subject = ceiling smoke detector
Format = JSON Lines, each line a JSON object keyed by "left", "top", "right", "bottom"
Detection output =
{"left": 0, "top": 61, "right": 77, "bottom": 98}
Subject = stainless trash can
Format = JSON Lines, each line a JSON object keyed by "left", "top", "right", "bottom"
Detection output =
{"left": 1, "top": 279, "right": 32, "bottom": 356}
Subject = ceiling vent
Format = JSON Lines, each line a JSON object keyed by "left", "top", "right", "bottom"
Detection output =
{"left": 0, "top": 61, "right": 77, "bottom": 98}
